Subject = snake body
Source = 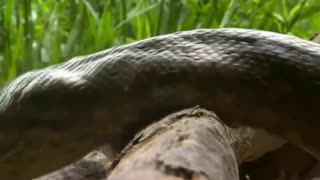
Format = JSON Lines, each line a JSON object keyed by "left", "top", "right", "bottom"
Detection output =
{"left": 1, "top": 28, "right": 320, "bottom": 178}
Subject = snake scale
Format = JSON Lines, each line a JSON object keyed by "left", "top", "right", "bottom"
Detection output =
{"left": 1, "top": 28, "right": 320, "bottom": 178}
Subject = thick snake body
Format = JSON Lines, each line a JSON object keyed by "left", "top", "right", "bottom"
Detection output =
{"left": 1, "top": 28, "right": 320, "bottom": 178}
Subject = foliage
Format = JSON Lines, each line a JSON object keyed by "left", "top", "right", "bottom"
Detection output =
{"left": 0, "top": 0, "right": 319, "bottom": 86}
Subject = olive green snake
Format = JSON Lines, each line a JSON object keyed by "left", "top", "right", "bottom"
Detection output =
{"left": 1, "top": 28, "right": 320, "bottom": 178}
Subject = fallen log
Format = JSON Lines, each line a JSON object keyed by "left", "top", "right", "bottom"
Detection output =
{"left": 108, "top": 107, "right": 284, "bottom": 180}
{"left": 37, "top": 107, "right": 320, "bottom": 180}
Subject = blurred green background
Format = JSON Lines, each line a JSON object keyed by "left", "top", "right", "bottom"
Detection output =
{"left": 0, "top": 0, "right": 319, "bottom": 86}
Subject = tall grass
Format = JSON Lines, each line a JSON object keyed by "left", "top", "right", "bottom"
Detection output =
{"left": 0, "top": 0, "right": 319, "bottom": 86}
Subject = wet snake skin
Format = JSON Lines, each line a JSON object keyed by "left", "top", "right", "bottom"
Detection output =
{"left": 1, "top": 28, "right": 320, "bottom": 178}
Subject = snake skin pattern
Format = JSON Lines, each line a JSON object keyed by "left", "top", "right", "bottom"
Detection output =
{"left": 1, "top": 28, "right": 320, "bottom": 178}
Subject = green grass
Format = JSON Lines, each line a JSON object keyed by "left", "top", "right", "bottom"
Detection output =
{"left": 0, "top": 0, "right": 319, "bottom": 86}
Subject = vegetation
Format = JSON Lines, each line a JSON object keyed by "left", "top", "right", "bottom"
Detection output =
{"left": 0, "top": 0, "right": 319, "bottom": 86}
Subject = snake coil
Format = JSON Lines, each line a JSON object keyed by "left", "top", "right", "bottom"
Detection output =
{"left": 1, "top": 28, "right": 320, "bottom": 178}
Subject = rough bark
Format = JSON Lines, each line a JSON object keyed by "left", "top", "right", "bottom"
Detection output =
{"left": 36, "top": 107, "right": 319, "bottom": 180}
{"left": 37, "top": 145, "right": 115, "bottom": 180}
{"left": 108, "top": 106, "right": 284, "bottom": 180}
